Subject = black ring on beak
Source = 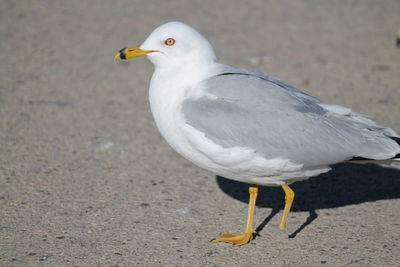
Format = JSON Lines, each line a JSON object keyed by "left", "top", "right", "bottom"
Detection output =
{"left": 119, "top": 48, "right": 127, "bottom": 60}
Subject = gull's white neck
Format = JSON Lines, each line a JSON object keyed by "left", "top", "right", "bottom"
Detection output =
{"left": 149, "top": 61, "right": 218, "bottom": 121}
{"left": 148, "top": 60, "right": 220, "bottom": 153}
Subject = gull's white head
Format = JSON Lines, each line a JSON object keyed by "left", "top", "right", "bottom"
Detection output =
{"left": 115, "top": 22, "right": 216, "bottom": 68}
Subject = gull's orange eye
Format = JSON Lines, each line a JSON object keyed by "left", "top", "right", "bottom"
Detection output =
{"left": 164, "top": 38, "right": 176, "bottom": 46}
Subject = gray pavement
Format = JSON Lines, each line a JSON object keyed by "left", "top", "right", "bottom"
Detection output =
{"left": 1, "top": 0, "right": 400, "bottom": 266}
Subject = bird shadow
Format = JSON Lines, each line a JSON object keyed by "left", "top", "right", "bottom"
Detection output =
{"left": 216, "top": 163, "right": 400, "bottom": 238}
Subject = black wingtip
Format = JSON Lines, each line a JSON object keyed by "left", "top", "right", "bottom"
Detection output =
{"left": 392, "top": 136, "right": 400, "bottom": 146}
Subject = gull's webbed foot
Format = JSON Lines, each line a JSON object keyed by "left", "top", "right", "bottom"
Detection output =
{"left": 213, "top": 230, "right": 255, "bottom": 246}
{"left": 212, "top": 185, "right": 258, "bottom": 246}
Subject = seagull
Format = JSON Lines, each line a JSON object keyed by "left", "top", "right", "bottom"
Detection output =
{"left": 115, "top": 21, "right": 400, "bottom": 246}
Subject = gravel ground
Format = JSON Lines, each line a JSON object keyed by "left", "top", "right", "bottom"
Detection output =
{"left": 1, "top": 1, "right": 400, "bottom": 266}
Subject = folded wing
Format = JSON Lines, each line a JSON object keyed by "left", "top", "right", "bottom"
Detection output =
{"left": 182, "top": 71, "right": 399, "bottom": 168}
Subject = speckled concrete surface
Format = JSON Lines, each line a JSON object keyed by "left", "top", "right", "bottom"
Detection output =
{"left": 1, "top": 1, "right": 400, "bottom": 266}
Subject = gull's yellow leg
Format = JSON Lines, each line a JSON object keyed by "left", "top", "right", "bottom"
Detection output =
{"left": 213, "top": 185, "right": 258, "bottom": 246}
{"left": 279, "top": 184, "right": 295, "bottom": 230}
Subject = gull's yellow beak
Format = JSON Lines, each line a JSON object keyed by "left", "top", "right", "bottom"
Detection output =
{"left": 114, "top": 46, "right": 155, "bottom": 60}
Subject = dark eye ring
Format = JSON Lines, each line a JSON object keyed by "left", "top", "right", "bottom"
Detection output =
{"left": 164, "top": 38, "right": 176, "bottom": 46}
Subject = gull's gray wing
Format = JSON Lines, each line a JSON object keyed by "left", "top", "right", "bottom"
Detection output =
{"left": 182, "top": 71, "right": 399, "bottom": 167}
